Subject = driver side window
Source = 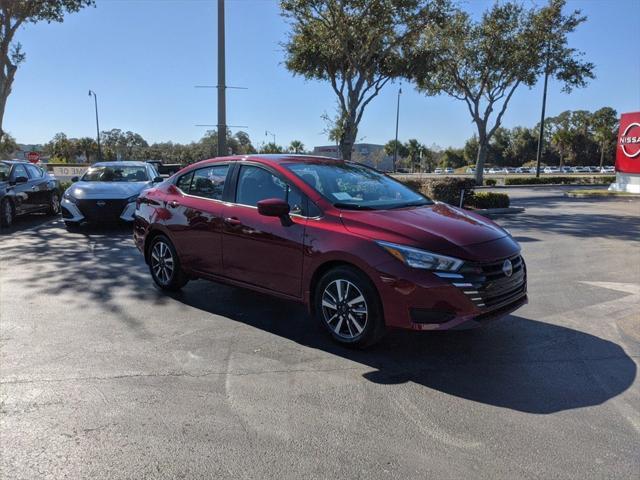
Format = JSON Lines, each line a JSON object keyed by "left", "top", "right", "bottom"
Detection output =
{"left": 236, "top": 165, "right": 304, "bottom": 215}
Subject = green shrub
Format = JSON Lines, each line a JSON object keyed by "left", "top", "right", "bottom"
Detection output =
{"left": 504, "top": 175, "right": 615, "bottom": 186}
{"left": 58, "top": 180, "right": 72, "bottom": 193}
{"left": 484, "top": 178, "right": 497, "bottom": 186}
{"left": 466, "top": 192, "right": 510, "bottom": 209}
{"left": 399, "top": 177, "right": 475, "bottom": 205}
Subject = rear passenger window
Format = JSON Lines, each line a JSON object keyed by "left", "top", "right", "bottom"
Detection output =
{"left": 26, "top": 165, "right": 44, "bottom": 178}
{"left": 189, "top": 165, "right": 229, "bottom": 200}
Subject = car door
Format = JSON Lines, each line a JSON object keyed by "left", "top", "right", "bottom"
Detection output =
{"left": 221, "top": 164, "right": 306, "bottom": 298}
{"left": 25, "top": 164, "right": 50, "bottom": 208}
{"left": 165, "top": 164, "right": 230, "bottom": 275}
{"left": 9, "top": 164, "right": 39, "bottom": 214}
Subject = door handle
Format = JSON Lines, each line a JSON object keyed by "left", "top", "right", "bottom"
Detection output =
{"left": 224, "top": 217, "right": 242, "bottom": 227}
{"left": 167, "top": 200, "right": 180, "bottom": 208}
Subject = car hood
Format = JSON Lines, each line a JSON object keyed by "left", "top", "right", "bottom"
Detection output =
{"left": 66, "top": 181, "right": 150, "bottom": 200}
{"left": 340, "top": 203, "right": 509, "bottom": 255}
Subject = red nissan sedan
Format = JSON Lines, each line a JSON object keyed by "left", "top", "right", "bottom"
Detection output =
{"left": 134, "top": 155, "right": 527, "bottom": 347}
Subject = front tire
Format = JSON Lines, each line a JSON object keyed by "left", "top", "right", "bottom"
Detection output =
{"left": 0, "top": 198, "right": 14, "bottom": 228}
{"left": 148, "top": 234, "right": 188, "bottom": 291}
{"left": 314, "top": 266, "right": 385, "bottom": 348}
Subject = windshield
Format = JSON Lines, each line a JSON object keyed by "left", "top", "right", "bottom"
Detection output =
{"left": 0, "top": 163, "right": 8, "bottom": 182}
{"left": 82, "top": 165, "right": 149, "bottom": 182}
{"left": 286, "top": 162, "right": 432, "bottom": 210}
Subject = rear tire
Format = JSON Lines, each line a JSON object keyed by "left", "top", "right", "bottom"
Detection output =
{"left": 0, "top": 198, "right": 14, "bottom": 228}
{"left": 47, "top": 191, "right": 61, "bottom": 216}
{"left": 64, "top": 221, "right": 80, "bottom": 231}
{"left": 314, "top": 266, "right": 385, "bottom": 348}
{"left": 148, "top": 234, "right": 188, "bottom": 291}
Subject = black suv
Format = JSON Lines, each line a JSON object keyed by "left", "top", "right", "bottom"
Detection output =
{"left": 0, "top": 160, "right": 60, "bottom": 228}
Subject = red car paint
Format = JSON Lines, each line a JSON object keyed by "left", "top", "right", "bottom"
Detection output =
{"left": 134, "top": 155, "right": 526, "bottom": 331}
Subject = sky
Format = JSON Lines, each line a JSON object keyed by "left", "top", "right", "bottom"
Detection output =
{"left": 6, "top": 0, "right": 640, "bottom": 151}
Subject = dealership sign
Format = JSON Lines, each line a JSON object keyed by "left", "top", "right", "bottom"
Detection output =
{"left": 616, "top": 112, "right": 640, "bottom": 174}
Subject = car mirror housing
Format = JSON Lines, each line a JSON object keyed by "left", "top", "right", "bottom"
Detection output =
{"left": 257, "top": 198, "right": 291, "bottom": 225}
{"left": 153, "top": 176, "right": 163, "bottom": 183}
{"left": 14, "top": 176, "right": 28, "bottom": 184}
{"left": 71, "top": 176, "right": 79, "bottom": 182}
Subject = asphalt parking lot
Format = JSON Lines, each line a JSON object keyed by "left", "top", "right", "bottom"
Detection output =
{"left": 1, "top": 190, "right": 639, "bottom": 479}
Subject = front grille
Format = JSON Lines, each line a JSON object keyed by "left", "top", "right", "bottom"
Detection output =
{"left": 77, "top": 199, "right": 127, "bottom": 222}
{"left": 439, "top": 255, "right": 527, "bottom": 311}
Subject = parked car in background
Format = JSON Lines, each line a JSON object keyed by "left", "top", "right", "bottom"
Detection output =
{"left": 145, "top": 160, "right": 183, "bottom": 177}
{"left": 600, "top": 166, "right": 615, "bottom": 173}
{"left": 560, "top": 166, "right": 573, "bottom": 174}
{"left": 0, "top": 160, "right": 60, "bottom": 228}
{"left": 543, "top": 167, "right": 561, "bottom": 174}
{"left": 588, "top": 166, "right": 600, "bottom": 173}
{"left": 572, "top": 166, "right": 589, "bottom": 173}
{"left": 488, "top": 168, "right": 502, "bottom": 174}
{"left": 444, "top": 168, "right": 454, "bottom": 174}
{"left": 61, "top": 161, "right": 162, "bottom": 230}
{"left": 465, "top": 167, "right": 476, "bottom": 174}
{"left": 134, "top": 155, "right": 527, "bottom": 347}
{"left": 434, "top": 168, "right": 443, "bottom": 174}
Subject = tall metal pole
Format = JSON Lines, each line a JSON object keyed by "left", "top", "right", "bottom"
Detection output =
{"left": 88, "top": 90, "right": 102, "bottom": 162}
{"left": 393, "top": 86, "right": 402, "bottom": 172}
{"left": 535, "top": 46, "right": 550, "bottom": 178}
{"left": 217, "top": 0, "right": 227, "bottom": 157}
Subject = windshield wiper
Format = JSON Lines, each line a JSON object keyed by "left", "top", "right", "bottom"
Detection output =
{"left": 333, "top": 202, "right": 375, "bottom": 210}
{"left": 386, "top": 201, "right": 432, "bottom": 209}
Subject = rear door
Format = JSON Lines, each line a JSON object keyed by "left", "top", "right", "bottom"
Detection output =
{"left": 165, "top": 163, "right": 230, "bottom": 275}
{"left": 221, "top": 164, "right": 307, "bottom": 298}
{"left": 25, "top": 164, "right": 50, "bottom": 208}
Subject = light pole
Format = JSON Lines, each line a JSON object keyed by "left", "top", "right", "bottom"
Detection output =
{"left": 265, "top": 130, "right": 276, "bottom": 145}
{"left": 393, "top": 86, "right": 402, "bottom": 172}
{"left": 217, "top": 0, "right": 227, "bottom": 157}
{"left": 88, "top": 90, "right": 102, "bottom": 162}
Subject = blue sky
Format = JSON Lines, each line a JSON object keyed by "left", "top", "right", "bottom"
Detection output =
{"left": 6, "top": 0, "right": 640, "bottom": 150}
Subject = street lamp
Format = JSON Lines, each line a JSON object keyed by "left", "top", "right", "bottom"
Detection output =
{"left": 88, "top": 90, "right": 102, "bottom": 162}
{"left": 265, "top": 130, "right": 276, "bottom": 145}
{"left": 393, "top": 85, "right": 402, "bottom": 172}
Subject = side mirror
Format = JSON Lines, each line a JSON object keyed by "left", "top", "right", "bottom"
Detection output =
{"left": 71, "top": 176, "right": 79, "bottom": 182}
{"left": 153, "top": 176, "right": 163, "bottom": 183}
{"left": 14, "top": 175, "right": 28, "bottom": 184}
{"left": 257, "top": 198, "right": 292, "bottom": 225}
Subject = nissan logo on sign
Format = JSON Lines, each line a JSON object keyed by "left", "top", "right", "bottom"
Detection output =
{"left": 616, "top": 112, "right": 640, "bottom": 174}
{"left": 620, "top": 122, "right": 640, "bottom": 158}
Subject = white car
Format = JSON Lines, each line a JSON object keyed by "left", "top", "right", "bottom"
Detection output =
{"left": 434, "top": 168, "right": 443, "bottom": 174}
{"left": 465, "top": 167, "right": 476, "bottom": 174}
{"left": 600, "top": 166, "right": 615, "bottom": 173}
{"left": 444, "top": 168, "right": 454, "bottom": 174}
{"left": 543, "top": 167, "right": 560, "bottom": 174}
{"left": 572, "top": 166, "right": 589, "bottom": 173}
{"left": 560, "top": 166, "right": 573, "bottom": 174}
{"left": 61, "top": 161, "right": 161, "bottom": 229}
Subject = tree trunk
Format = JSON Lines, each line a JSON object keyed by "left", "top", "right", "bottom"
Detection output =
{"left": 599, "top": 142, "right": 605, "bottom": 168}
{"left": 339, "top": 122, "right": 356, "bottom": 161}
{"left": 559, "top": 151, "right": 564, "bottom": 169}
{"left": 474, "top": 140, "right": 488, "bottom": 185}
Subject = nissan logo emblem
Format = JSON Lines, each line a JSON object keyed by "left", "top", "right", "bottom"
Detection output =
{"left": 502, "top": 259, "right": 513, "bottom": 277}
{"left": 96, "top": 201, "right": 106, "bottom": 207}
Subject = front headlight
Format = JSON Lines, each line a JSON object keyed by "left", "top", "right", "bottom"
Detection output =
{"left": 376, "top": 241, "right": 464, "bottom": 272}
{"left": 63, "top": 190, "right": 77, "bottom": 204}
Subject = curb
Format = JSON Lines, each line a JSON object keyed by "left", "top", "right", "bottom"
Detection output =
{"left": 468, "top": 207, "right": 525, "bottom": 217}
{"left": 565, "top": 192, "right": 640, "bottom": 199}
{"left": 476, "top": 183, "right": 611, "bottom": 189}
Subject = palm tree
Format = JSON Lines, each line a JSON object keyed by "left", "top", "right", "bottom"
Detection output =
{"left": 405, "top": 139, "right": 425, "bottom": 172}
{"left": 288, "top": 140, "right": 305, "bottom": 154}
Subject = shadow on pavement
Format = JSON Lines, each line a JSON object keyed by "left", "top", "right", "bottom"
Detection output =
{"left": 0, "top": 212, "right": 57, "bottom": 235}
{"left": 174, "top": 279, "right": 636, "bottom": 415}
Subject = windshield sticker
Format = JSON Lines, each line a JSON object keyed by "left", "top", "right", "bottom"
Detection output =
{"left": 332, "top": 192, "right": 354, "bottom": 200}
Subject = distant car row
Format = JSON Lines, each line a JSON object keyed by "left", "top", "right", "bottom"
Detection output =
{"left": 436, "top": 166, "right": 615, "bottom": 175}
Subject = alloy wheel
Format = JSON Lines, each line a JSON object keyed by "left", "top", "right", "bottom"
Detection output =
{"left": 151, "top": 240, "right": 175, "bottom": 285}
{"left": 321, "top": 279, "right": 368, "bottom": 339}
{"left": 51, "top": 193, "right": 60, "bottom": 214}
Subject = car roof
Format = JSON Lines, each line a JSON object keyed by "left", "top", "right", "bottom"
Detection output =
{"left": 189, "top": 154, "right": 343, "bottom": 168}
{"left": 1, "top": 160, "right": 30, "bottom": 165}
{"left": 91, "top": 161, "right": 150, "bottom": 167}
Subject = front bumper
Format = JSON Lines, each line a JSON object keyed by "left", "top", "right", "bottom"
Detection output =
{"left": 61, "top": 197, "right": 136, "bottom": 223}
{"left": 374, "top": 254, "right": 528, "bottom": 331}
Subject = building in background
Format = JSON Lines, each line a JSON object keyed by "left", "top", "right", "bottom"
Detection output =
{"left": 313, "top": 143, "right": 393, "bottom": 171}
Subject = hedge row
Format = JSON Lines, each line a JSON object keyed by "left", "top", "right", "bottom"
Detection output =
{"left": 466, "top": 192, "right": 510, "bottom": 209}
{"left": 504, "top": 175, "right": 615, "bottom": 186}
{"left": 403, "top": 177, "right": 476, "bottom": 206}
